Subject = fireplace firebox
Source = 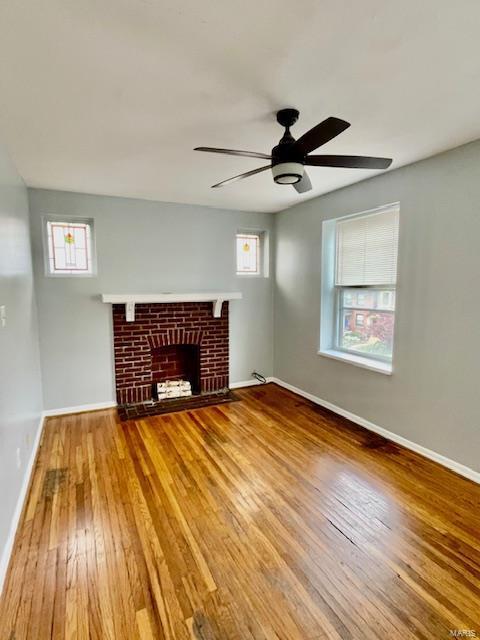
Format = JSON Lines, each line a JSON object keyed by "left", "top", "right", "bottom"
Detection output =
{"left": 151, "top": 344, "right": 201, "bottom": 398}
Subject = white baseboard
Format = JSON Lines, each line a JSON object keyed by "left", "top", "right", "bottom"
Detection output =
{"left": 43, "top": 400, "right": 117, "bottom": 417}
{"left": 230, "top": 379, "right": 268, "bottom": 389}
{"left": 270, "top": 377, "right": 480, "bottom": 485}
{"left": 0, "top": 412, "right": 45, "bottom": 595}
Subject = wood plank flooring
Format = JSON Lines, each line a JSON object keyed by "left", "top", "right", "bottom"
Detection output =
{"left": 1, "top": 383, "right": 479, "bottom": 639}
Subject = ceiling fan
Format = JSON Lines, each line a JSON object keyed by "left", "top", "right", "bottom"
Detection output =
{"left": 194, "top": 108, "right": 392, "bottom": 193}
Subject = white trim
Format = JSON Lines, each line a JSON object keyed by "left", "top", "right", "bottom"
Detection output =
{"left": 101, "top": 292, "right": 242, "bottom": 304}
{"left": 318, "top": 349, "right": 392, "bottom": 375}
{"left": 230, "top": 378, "right": 272, "bottom": 389}
{"left": 0, "top": 413, "right": 45, "bottom": 595}
{"left": 42, "top": 400, "right": 117, "bottom": 417}
{"left": 269, "top": 377, "right": 480, "bottom": 485}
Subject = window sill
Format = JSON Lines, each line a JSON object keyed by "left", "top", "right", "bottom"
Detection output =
{"left": 235, "top": 274, "right": 269, "bottom": 280}
{"left": 317, "top": 349, "right": 392, "bottom": 375}
{"left": 236, "top": 273, "right": 261, "bottom": 277}
{"left": 45, "top": 273, "right": 96, "bottom": 278}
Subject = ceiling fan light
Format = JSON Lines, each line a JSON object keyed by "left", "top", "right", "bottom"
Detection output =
{"left": 272, "top": 162, "right": 304, "bottom": 185}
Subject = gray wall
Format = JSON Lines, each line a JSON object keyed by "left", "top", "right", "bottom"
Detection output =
{"left": 274, "top": 140, "right": 480, "bottom": 473}
{"left": 28, "top": 189, "right": 274, "bottom": 410}
{"left": 0, "top": 145, "right": 43, "bottom": 573}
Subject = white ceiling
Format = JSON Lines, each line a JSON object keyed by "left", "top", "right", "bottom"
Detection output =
{"left": 0, "top": 0, "right": 480, "bottom": 213}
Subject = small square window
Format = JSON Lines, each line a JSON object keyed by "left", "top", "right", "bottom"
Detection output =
{"left": 236, "top": 233, "right": 260, "bottom": 275}
{"left": 44, "top": 217, "right": 96, "bottom": 276}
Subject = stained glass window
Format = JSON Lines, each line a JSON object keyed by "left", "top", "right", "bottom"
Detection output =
{"left": 236, "top": 233, "right": 260, "bottom": 274}
{"left": 46, "top": 219, "right": 94, "bottom": 275}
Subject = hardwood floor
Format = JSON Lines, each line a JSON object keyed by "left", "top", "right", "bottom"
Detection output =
{"left": 1, "top": 383, "right": 479, "bottom": 639}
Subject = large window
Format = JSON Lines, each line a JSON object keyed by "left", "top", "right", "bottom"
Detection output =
{"left": 44, "top": 217, "right": 96, "bottom": 276}
{"left": 320, "top": 204, "right": 399, "bottom": 373}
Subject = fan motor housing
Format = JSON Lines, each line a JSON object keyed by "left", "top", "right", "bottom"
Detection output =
{"left": 271, "top": 142, "right": 304, "bottom": 166}
{"left": 271, "top": 139, "right": 305, "bottom": 184}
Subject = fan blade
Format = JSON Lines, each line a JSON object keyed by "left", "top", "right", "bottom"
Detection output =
{"left": 195, "top": 147, "right": 271, "bottom": 160}
{"left": 294, "top": 171, "right": 312, "bottom": 193}
{"left": 211, "top": 165, "right": 271, "bottom": 188}
{"left": 293, "top": 117, "right": 350, "bottom": 155}
{"left": 306, "top": 155, "right": 392, "bottom": 169}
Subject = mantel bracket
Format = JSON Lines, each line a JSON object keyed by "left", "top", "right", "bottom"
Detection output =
{"left": 126, "top": 302, "right": 135, "bottom": 322}
{"left": 212, "top": 299, "right": 225, "bottom": 318}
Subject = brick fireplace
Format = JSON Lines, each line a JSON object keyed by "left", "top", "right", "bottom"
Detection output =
{"left": 112, "top": 301, "right": 230, "bottom": 408}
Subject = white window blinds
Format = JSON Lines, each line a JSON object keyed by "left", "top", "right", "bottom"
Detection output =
{"left": 335, "top": 206, "right": 399, "bottom": 286}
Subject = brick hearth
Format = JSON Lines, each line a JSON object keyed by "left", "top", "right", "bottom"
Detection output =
{"left": 112, "top": 301, "right": 229, "bottom": 405}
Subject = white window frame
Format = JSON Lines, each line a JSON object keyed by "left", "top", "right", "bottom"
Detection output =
{"left": 235, "top": 229, "right": 269, "bottom": 278}
{"left": 43, "top": 215, "right": 97, "bottom": 277}
{"left": 319, "top": 203, "right": 399, "bottom": 375}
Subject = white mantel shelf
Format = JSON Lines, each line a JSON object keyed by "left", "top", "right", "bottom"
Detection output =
{"left": 101, "top": 292, "right": 242, "bottom": 321}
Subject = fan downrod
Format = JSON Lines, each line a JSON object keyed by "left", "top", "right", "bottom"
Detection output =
{"left": 276, "top": 108, "right": 299, "bottom": 129}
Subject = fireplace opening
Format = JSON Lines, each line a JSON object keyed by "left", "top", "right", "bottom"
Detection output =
{"left": 151, "top": 344, "right": 201, "bottom": 400}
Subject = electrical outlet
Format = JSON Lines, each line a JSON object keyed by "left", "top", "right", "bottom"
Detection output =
{"left": 16, "top": 447, "right": 21, "bottom": 469}
{"left": 0, "top": 305, "right": 6, "bottom": 328}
